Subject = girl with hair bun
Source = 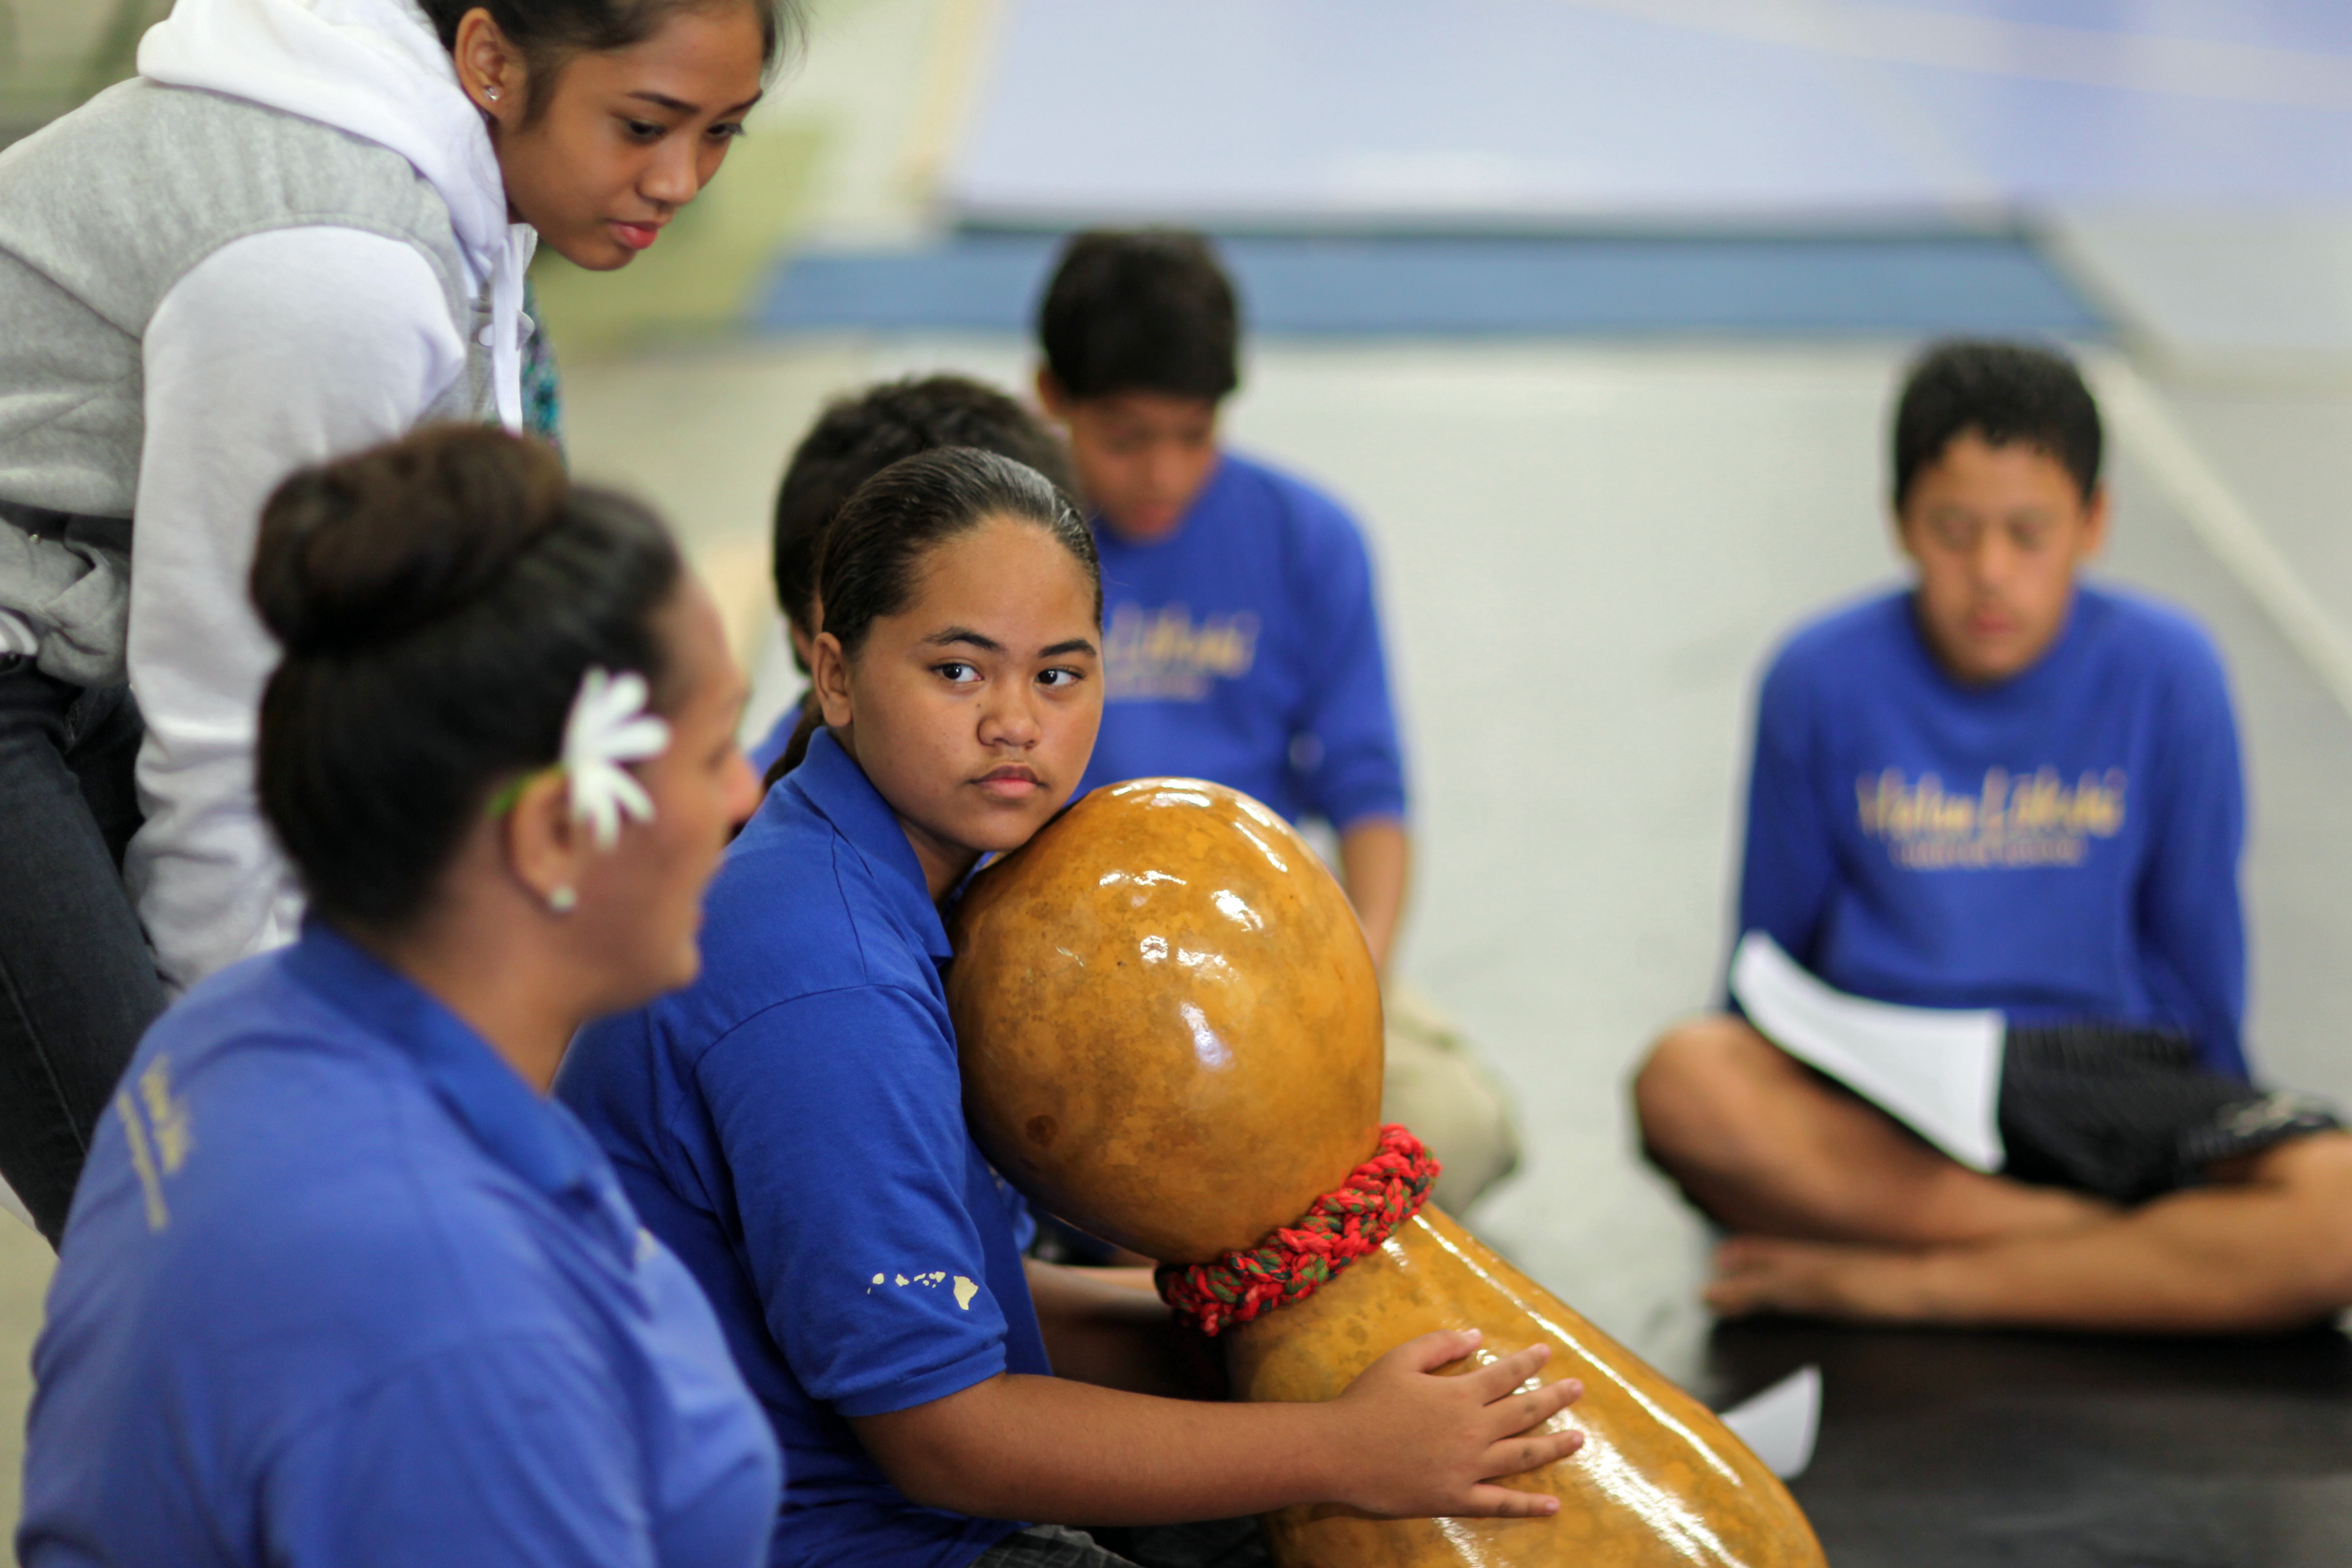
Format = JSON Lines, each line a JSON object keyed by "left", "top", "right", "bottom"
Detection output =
{"left": 558, "top": 445, "right": 1581, "bottom": 1568}
{"left": 18, "top": 426, "right": 777, "bottom": 1568}
{"left": 0, "top": 0, "right": 796, "bottom": 1244}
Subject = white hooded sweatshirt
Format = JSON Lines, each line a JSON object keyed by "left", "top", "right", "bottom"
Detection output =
{"left": 102, "top": 0, "right": 532, "bottom": 990}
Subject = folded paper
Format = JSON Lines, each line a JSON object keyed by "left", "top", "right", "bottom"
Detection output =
{"left": 1730, "top": 932, "right": 2006, "bottom": 1172}
{"left": 1719, "top": 1364, "right": 1822, "bottom": 1480}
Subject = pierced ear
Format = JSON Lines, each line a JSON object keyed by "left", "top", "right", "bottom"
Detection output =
{"left": 499, "top": 769, "right": 589, "bottom": 913}
{"left": 451, "top": 10, "right": 524, "bottom": 121}
{"left": 810, "top": 631, "right": 855, "bottom": 730}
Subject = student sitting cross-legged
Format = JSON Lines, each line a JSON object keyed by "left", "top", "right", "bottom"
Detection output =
{"left": 747, "top": 374, "right": 1077, "bottom": 779}
{"left": 1034, "top": 228, "right": 1520, "bottom": 1212}
{"left": 557, "top": 447, "right": 1584, "bottom": 1568}
{"left": 1633, "top": 340, "right": 2352, "bottom": 1335}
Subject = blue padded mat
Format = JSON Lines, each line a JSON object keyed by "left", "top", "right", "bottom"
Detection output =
{"left": 756, "top": 230, "right": 2103, "bottom": 339}
{"left": 950, "top": 1, "right": 2352, "bottom": 224}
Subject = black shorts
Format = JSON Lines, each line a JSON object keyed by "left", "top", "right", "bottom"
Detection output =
{"left": 1999, "top": 1023, "right": 2343, "bottom": 1205}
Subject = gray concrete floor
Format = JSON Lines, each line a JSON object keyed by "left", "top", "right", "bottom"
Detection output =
{"left": 0, "top": 1217, "right": 49, "bottom": 1538}
{"left": 4, "top": 336, "right": 2346, "bottom": 1538}
{"left": 2152, "top": 379, "right": 2352, "bottom": 645}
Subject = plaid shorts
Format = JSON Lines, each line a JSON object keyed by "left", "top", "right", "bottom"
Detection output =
{"left": 973, "top": 1519, "right": 1272, "bottom": 1568}
{"left": 1999, "top": 1023, "right": 2343, "bottom": 1204}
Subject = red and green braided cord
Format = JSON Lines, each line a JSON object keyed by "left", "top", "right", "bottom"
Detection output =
{"left": 1155, "top": 1124, "right": 1441, "bottom": 1337}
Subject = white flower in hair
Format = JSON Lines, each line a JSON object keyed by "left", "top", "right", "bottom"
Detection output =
{"left": 562, "top": 667, "right": 671, "bottom": 849}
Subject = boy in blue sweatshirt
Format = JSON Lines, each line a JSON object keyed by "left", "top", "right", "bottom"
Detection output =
{"left": 1635, "top": 341, "right": 2352, "bottom": 1333}
{"left": 1034, "top": 230, "right": 1518, "bottom": 1210}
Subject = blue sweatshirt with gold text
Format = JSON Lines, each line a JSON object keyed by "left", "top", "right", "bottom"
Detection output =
{"left": 1738, "top": 583, "right": 2247, "bottom": 1078}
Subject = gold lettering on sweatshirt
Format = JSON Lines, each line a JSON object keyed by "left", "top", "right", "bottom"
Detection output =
{"left": 1104, "top": 604, "right": 1260, "bottom": 702}
{"left": 1857, "top": 767, "right": 2126, "bottom": 870}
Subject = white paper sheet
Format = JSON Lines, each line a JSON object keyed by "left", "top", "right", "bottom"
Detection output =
{"left": 1718, "top": 1364, "right": 1822, "bottom": 1480}
{"left": 1729, "top": 932, "right": 2006, "bottom": 1172}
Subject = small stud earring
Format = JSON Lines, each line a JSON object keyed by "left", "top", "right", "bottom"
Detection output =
{"left": 485, "top": 88, "right": 500, "bottom": 103}
{"left": 547, "top": 885, "right": 577, "bottom": 915}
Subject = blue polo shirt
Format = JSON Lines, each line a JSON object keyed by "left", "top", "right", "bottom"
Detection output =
{"left": 18, "top": 923, "right": 781, "bottom": 1568}
{"left": 1074, "top": 451, "right": 1408, "bottom": 831}
{"left": 558, "top": 728, "right": 1049, "bottom": 1568}
{"left": 1740, "top": 583, "right": 2248, "bottom": 1077}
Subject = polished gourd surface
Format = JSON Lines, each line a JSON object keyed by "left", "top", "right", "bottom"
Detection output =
{"left": 949, "top": 778, "right": 1826, "bottom": 1567}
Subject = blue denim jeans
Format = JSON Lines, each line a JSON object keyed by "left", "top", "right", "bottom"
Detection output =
{"left": 0, "top": 659, "right": 166, "bottom": 1243}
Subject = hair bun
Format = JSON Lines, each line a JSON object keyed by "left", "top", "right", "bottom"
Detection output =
{"left": 251, "top": 426, "right": 569, "bottom": 659}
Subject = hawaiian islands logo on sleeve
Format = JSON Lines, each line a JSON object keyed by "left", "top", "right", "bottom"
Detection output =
{"left": 1104, "top": 603, "right": 1260, "bottom": 702}
{"left": 1857, "top": 766, "right": 2126, "bottom": 870}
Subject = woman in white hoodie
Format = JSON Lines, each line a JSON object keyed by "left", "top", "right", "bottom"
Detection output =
{"left": 0, "top": 0, "right": 789, "bottom": 1243}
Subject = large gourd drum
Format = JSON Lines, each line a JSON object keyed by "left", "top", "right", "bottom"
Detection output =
{"left": 949, "top": 778, "right": 1826, "bottom": 1568}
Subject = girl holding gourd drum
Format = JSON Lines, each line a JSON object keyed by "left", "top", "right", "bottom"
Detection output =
{"left": 557, "top": 446, "right": 1589, "bottom": 1568}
